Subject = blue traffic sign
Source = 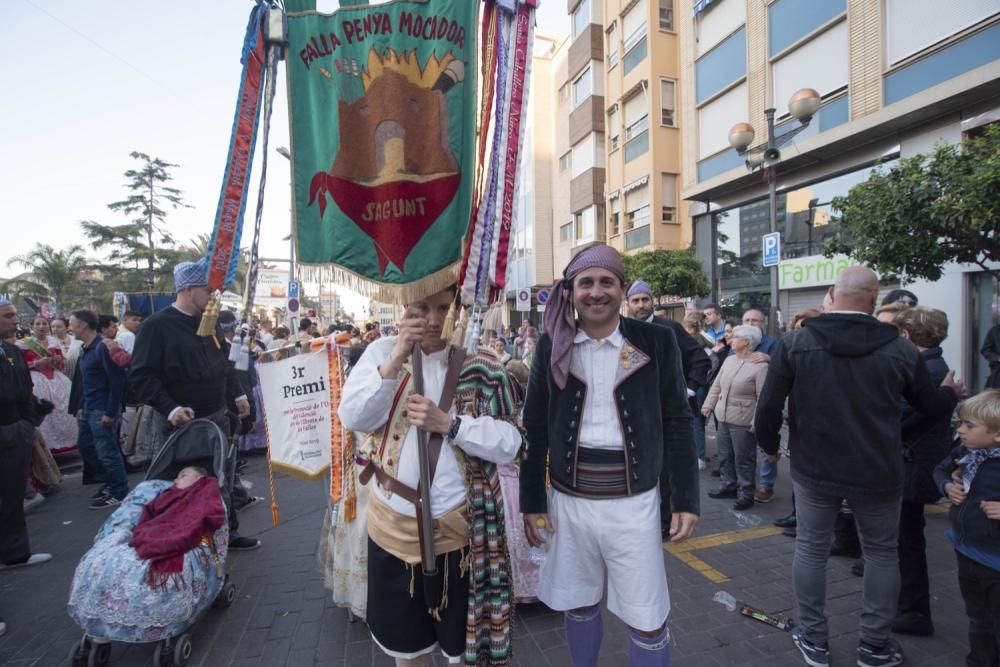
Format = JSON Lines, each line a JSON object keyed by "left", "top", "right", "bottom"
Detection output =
{"left": 288, "top": 280, "right": 300, "bottom": 298}
{"left": 762, "top": 232, "right": 781, "bottom": 268}
{"left": 537, "top": 289, "right": 550, "bottom": 305}
{"left": 288, "top": 297, "right": 300, "bottom": 313}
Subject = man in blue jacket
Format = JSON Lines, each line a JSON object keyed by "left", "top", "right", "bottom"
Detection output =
{"left": 521, "top": 245, "right": 699, "bottom": 666}
{"left": 69, "top": 309, "right": 128, "bottom": 510}
{"left": 755, "top": 266, "right": 963, "bottom": 667}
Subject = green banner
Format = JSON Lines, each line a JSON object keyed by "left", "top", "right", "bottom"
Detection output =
{"left": 286, "top": 0, "right": 477, "bottom": 301}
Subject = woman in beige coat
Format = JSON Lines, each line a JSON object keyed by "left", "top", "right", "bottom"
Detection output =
{"left": 702, "top": 325, "right": 769, "bottom": 510}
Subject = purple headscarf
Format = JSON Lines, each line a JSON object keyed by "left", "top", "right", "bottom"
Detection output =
{"left": 543, "top": 245, "right": 626, "bottom": 389}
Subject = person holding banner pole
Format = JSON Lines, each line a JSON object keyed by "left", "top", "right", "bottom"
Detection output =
{"left": 129, "top": 259, "right": 260, "bottom": 551}
{"left": 339, "top": 285, "right": 522, "bottom": 666}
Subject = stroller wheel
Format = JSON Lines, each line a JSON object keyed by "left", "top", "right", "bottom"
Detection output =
{"left": 87, "top": 640, "right": 111, "bottom": 667}
{"left": 66, "top": 637, "right": 88, "bottom": 666}
{"left": 153, "top": 640, "right": 169, "bottom": 667}
{"left": 172, "top": 633, "right": 193, "bottom": 666}
{"left": 215, "top": 582, "right": 237, "bottom": 609}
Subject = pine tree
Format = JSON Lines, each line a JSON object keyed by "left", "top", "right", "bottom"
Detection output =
{"left": 82, "top": 152, "right": 192, "bottom": 291}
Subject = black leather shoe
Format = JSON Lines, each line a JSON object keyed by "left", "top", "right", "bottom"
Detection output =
{"left": 782, "top": 526, "right": 797, "bottom": 538}
{"left": 732, "top": 497, "right": 754, "bottom": 511}
{"left": 850, "top": 561, "right": 865, "bottom": 577}
{"left": 708, "top": 486, "right": 738, "bottom": 499}
{"left": 773, "top": 514, "right": 797, "bottom": 528}
{"left": 892, "top": 612, "right": 934, "bottom": 636}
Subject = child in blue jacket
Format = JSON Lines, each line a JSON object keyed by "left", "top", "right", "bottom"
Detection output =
{"left": 934, "top": 390, "right": 1000, "bottom": 667}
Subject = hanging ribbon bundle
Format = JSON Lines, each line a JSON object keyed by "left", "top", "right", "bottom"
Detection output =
{"left": 458, "top": 0, "right": 537, "bottom": 311}
{"left": 199, "top": 1, "right": 285, "bottom": 336}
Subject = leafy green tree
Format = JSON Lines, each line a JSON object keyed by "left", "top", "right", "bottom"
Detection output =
{"left": 82, "top": 152, "right": 192, "bottom": 291}
{"left": 621, "top": 247, "right": 710, "bottom": 298}
{"left": 3, "top": 243, "right": 91, "bottom": 311}
{"left": 826, "top": 124, "right": 1000, "bottom": 281}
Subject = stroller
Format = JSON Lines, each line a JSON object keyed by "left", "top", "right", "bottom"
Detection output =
{"left": 67, "top": 418, "right": 239, "bottom": 667}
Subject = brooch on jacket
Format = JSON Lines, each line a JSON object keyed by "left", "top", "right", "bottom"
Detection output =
{"left": 620, "top": 344, "right": 638, "bottom": 370}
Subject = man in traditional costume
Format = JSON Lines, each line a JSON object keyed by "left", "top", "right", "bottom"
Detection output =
{"left": 339, "top": 284, "right": 522, "bottom": 666}
{"left": 129, "top": 259, "right": 259, "bottom": 551}
{"left": 626, "top": 279, "right": 712, "bottom": 511}
{"left": 521, "top": 246, "right": 700, "bottom": 666}
{"left": 0, "top": 297, "right": 52, "bottom": 637}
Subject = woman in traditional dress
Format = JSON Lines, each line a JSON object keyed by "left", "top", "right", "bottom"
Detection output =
{"left": 49, "top": 316, "right": 83, "bottom": 380}
{"left": 19, "top": 316, "right": 78, "bottom": 454}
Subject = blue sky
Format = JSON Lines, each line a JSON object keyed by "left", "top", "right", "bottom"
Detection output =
{"left": 2, "top": 0, "right": 567, "bottom": 311}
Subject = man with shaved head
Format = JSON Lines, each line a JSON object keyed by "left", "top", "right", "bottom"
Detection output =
{"left": 755, "top": 266, "right": 965, "bottom": 667}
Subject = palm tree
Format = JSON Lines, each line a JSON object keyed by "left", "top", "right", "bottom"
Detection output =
{"left": 4, "top": 244, "right": 91, "bottom": 311}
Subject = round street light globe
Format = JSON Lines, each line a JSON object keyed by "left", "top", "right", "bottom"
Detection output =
{"left": 788, "top": 88, "right": 821, "bottom": 121}
{"left": 728, "top": 122, "right": 756, "bottom": 152}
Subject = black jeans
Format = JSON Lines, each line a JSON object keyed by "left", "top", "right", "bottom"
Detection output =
{"left": 897, "top": 500, "right": 930, "bottom": 618}
{"left": 0, "top": 420, "right": 33, "bottom": 565}
{"left": 957, "top": 550, "right": 1000, "bottom": 667}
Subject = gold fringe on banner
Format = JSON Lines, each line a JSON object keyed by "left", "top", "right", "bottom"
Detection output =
{"left": 297, "top": 262, "right": 461, "bottom": 306}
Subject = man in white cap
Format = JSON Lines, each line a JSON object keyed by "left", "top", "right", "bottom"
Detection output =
{"left": 130, "top": 259, "right": 259, "bottom": 550}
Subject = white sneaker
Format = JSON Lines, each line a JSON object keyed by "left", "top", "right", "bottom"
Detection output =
{"left": 23, "top": 494, "right": 46, "bottom": 512}
{"left": 698, "top": 459, "right": 707, "bottom": 471}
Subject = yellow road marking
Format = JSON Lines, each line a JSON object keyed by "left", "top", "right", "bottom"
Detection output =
{"left": 663, "top": 526, "right": 785, "bottom": 583}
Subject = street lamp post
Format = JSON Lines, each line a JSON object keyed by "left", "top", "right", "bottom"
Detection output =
{"left": 728, "top": 88, "right": 821, "bottom": 337}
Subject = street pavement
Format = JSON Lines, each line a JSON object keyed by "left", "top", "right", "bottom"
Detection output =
{"left": 0, "top": 446, "right": 972, "bottom": 667}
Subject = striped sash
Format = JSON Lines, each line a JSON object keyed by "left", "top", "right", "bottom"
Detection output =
{"left": 553, "top": 447, "right": 628, "bottom": 499}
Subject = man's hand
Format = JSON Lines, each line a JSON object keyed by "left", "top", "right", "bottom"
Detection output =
{"left": 941, "top": 371, "right": 967, "bottom": 398}
{"left": 76, "top": 410, "right": 83, "bottom": 422}
{"left": 980, "top": 500, "right": 1000, "bottom": 520}
{"left": 669, "top": 512, "right": 698, "bottom": 543}
{"left": 236, "top": 398, "right": 251, "bottom": 418}
{"left": 104, "top": 338, "right": 120, "bottom": 352}
{"left": 765, "top": 452, "right": 780, "bottom": 463}
{"left": 951, "top": 467, "right": 963, "bottom": 487}
{"left": 170, "top": 407, "right": 196, "bottom": 427}
{"left": 405, "top": 395, "right": 451, "bottom": 434}
{"left": 523, "top": 513, "right": 554, "bottom": 547}
{"left": 380, "top": 312, "right": 427, "bottom": 378}
{"left": 750, "top": 352, "right": 770, "bottom": 364}
{"left": 701, "top": 407, "right": 712, "bottom": 417}
{"left": 944, "top": 482, "right": 966, "bottom": 506}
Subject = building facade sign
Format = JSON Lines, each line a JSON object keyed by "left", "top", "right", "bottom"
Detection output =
{"left": 778, "top": 254, "right": 866, "bottom": 290}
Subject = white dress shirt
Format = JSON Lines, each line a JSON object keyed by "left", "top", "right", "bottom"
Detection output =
{"left": 117, "top": 330, "right": 136, "bottom": 354}
{"left": 338, "top": 336, "right": 521, "bottom": 519}
{"left": 573, "top": 327, "right": 625, "bottom": 451}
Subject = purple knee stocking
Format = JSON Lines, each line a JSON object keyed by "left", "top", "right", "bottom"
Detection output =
{"left": 627, "top": 626, "right": 672, "bottom": 667}
{"left": 564, "top": 606, "right": 603, "bottom": 667}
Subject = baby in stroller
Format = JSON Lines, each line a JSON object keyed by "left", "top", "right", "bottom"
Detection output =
{"left": 67, "top": 466, "right": 231, "bottom": 665}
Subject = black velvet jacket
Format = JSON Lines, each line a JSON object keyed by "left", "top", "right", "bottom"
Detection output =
{"left": 519, "top": 317, "right": 700, "bottom": 515}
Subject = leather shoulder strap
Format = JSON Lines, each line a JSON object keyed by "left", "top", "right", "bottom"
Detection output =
{"left": 427, "top": 347, "right": 467, "bottom": 482}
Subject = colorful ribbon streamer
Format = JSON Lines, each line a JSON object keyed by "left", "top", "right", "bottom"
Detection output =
{"left": 206, "top": 3, "right": 272, "bottom": 292}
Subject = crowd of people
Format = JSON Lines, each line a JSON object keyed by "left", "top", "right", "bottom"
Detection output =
{"left": 1, "top": 248, "right": 998, "bottom": 667}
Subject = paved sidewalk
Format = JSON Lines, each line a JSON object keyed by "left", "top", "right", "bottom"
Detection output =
{"left": 0, "top": 452, "right": 972, "bottom": 666}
